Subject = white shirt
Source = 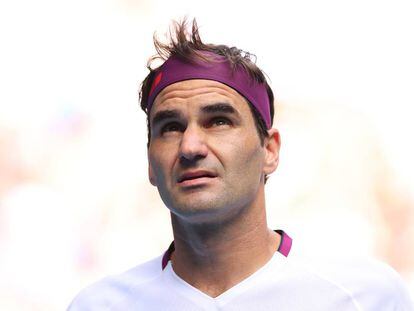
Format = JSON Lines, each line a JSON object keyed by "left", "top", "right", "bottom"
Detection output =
{"left": 68, "top": 233, "right": 414, "bottom": 310}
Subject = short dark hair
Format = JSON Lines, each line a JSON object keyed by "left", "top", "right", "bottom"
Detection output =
{"left": 139, "top": 18, "right": 275, "bottom": 148}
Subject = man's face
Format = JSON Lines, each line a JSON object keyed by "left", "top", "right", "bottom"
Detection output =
{"left": 148, "top": 79, "right": 278, "bottom": 224}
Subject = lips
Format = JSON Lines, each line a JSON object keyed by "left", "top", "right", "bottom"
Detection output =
{"left": 177, "top": 170, "right": 217, "bottom": 183}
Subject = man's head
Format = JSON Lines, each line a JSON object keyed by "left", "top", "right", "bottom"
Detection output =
{"left": 140, "top": 19, "right": 275, "bottom": 148}
{"left": 139, "top": 19, "right": 280, "bottom": 224}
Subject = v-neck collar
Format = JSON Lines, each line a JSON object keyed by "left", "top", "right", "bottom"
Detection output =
{"left": 159, "top": 230, "right": 292, "bottom": 307}
{"left": 161, "top": 246, "right": 289, "bottom": 308}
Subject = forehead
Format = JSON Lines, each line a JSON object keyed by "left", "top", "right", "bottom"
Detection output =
{"left": 150, "top": 79, "right": 249, "bottom": 116}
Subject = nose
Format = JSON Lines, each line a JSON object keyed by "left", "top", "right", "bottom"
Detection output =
{"left": 178, "top": 124, "right": 208, "bottom": 164}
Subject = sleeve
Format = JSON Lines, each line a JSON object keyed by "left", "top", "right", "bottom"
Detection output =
{"left": 308, "top": 257, "right": 414, "bottom": 310}
{"left": 66, "top": 278, "right": 117, "bottom": 311}
{"left": 383, "top": 266, "right": 414, "bottom": 311}
{"left": 343, "top": 259, "right": 414, "bottom": 311}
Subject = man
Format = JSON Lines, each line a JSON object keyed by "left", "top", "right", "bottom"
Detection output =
{"left": 68, "top": 19, "right": 413, "bottom": 310}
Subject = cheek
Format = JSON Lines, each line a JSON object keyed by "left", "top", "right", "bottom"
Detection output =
{"left": 149, "top": 148, "right": 176, "bottom": 181}
{"left": 239, "top": 131, "right": 263, "bottom": 159}
{"left": 149, "top": 156, "right": 165, "bottom": 177}
{"left": 223, "top": 138, "right": 264, "bottom": 177}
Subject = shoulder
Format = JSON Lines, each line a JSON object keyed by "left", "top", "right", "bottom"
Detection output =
{"left": 67, "top": 255, "right": 163, "bottom": 311}
{"left": 289, "top": 255, "right": 414, "bottom": 310}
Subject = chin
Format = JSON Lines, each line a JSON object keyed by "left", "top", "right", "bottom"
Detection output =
{"left": 168, "top": 199, "right": 222, "bottom": 221}
{"left": 170, "top": 198, "right": 246, "bottom": 226}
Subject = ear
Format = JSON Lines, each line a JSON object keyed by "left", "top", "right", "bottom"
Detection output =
{"left": 263, "top": 128, "right": 281, "bottom": 175}
{"left": 148, "top": 160, "right": 157, "bottom": 186}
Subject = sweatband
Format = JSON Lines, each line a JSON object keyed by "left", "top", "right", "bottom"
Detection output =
{"left": 146, "top": 53, "right": 271, "bottom": 128}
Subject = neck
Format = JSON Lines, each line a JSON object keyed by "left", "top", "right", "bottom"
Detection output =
{"left": 168, "top": 189, "right": 281, "bottom": 298}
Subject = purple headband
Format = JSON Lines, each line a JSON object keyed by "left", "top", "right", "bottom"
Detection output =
{"left": 147, "top": 53, "right": 272, "bottom": 128}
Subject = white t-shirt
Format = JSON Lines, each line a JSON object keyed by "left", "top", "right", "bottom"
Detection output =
{"left": 68, "top": 234, "right": 414, "bottom": 310}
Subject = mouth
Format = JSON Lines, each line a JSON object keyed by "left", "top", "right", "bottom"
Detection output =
{"left": 177, "top": 170, "right": 217, "bottom": 185}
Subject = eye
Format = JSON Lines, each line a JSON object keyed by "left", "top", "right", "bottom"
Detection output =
{"left": 210, "top": 117, "right": 232, "bottom": 127}
{"left": 161, "top": 122, "right": 183, "bottom": 134}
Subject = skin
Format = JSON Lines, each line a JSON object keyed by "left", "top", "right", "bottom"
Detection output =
{"left": 148, "top": 79, "right": 281, "bottom": 297}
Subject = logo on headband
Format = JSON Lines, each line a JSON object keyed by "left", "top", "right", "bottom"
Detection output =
{"left": 149, "top": 72, "right": 163, "bottom": 98}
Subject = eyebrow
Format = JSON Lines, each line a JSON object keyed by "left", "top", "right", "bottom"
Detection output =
{"left": 151, "top": 109, "right": 183, "bottom": 127}
{"left": 201, "top": 103, "right": 238, "bottom": 115}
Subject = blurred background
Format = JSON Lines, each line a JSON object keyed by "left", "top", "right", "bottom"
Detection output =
{"left": 0, "top": 0, "right": 413, "bottom": 309}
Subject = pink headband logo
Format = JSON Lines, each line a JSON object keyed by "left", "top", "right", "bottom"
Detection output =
{"left": 149, "top": 72, "right": 163, "bottom": 98}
